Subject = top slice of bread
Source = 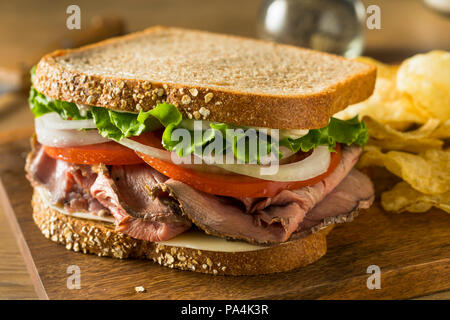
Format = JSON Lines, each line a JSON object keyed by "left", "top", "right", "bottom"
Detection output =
{"left": 33, "top": 26, "right": 376, "bottom": 129}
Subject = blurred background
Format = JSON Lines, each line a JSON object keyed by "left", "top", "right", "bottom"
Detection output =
{"left": 0, "top": 0, "right": 449, "bottom": 299}
{"left": 1, "top": 0, "right": 450, "bottom": 90}
{"left": 2, "top": 0, "right": 450, "bottom": 82}
{"left": 1, "top": 0, "right": 448, "bottom": 132}
{"left": 0, "top": 0, "right": 449, "bottom": 123}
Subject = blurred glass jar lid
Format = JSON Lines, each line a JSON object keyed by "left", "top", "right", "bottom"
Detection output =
{"left": 424, "top": 0, "right": 450, "bottom": 14}
{"left": 257, "top": 0, "right": 366, "bottom": 58}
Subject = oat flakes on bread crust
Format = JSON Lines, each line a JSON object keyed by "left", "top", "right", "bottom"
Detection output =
{"left": 33, "top": 26, "right": 376, "bottom": 129}
{"left": 32, "top": 189, "right": 331, "bottom": 276}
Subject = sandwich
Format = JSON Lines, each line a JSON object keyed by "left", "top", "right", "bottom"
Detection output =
{"left": 26, "top": 26, "right": 376, "bottom": 275}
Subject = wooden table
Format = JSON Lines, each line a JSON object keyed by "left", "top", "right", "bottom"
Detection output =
{"left": 1, "top": 0, "right": 449, "bottom": 300}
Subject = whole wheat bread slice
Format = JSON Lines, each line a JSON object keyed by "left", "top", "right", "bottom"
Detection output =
{"left": 33, "top": 26, "right": 376, "bottom": 129}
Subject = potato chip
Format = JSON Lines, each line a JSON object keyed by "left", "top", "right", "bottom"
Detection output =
{"left": 397, "top": 51, "right": 450, "bottom": 121}
{"left": 364, "top": 116, "right": 444, "bottom": 152}
{"left": 368, "top": 138, "right": 442, "bottom": 153}
{"left": 336, "top": 58, "right": 428, "bottom": 125}
{"left": 352, "top": 52, "right": 450, "bottom": 214}
{"left": 381, "top": 182, "right": 450, "bottom": 213}
{"left": 430, "top": 119, "right": 450, "bottom": 139}
{"left": 355, "top": 57, "right": 398, "bottom": 78}
{"left": 358, "top": 146, "right": 450, "bottom": 195}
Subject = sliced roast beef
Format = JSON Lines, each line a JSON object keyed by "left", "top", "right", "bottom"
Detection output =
{"left": 26, "top": 141, "right": 71, "bottom": 203}
{"left": 90, "top": 165, "right": 191, "bottom": 242}
{"left": 153, "top": 180, "right": 291, "bottom": 243}
{"left": 26, "top": 141, "right": 191, "bottom": 242}
{"left": 151, "top": 146, "right": 374, "bottom": 244}
{"left": 26, "top": 142, "right": 107, "bottom": 215}
{"left": 238, "top": 145, "right": 362, "bottom": 214}
{"left": 300, "top": 168, "right": 374, "bottom": 230}
{"left": 292, "top": 168, "right": 374, "bottom": 239}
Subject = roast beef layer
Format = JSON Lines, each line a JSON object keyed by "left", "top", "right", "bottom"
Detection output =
{"left": 150, "top": 146, "right": 374, "bottom": 244}
{"left": 26, "top": 142, "right": 192, "bottom": 242}
{"left": 90, "top": 164, "right": 192, "bottom": 241}
{"left": 26, "top": 141, "right": 374, "bottom": 244}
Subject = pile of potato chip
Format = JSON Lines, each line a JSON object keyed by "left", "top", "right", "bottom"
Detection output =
{"left": 337, "top": 51, "right": 450, "bottom": 214}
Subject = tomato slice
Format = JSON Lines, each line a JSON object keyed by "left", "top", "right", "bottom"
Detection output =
{"left": 135, "top": 132, "right": 342, "bottom": 198}
{"left": 42, "top": 130, "right": 342, "bottom": 198}
{"left": 42, "top": 130, "right": 164, "bottom": 165}
{"left": 43, "top": 142, "right": 144, "bottom": 165}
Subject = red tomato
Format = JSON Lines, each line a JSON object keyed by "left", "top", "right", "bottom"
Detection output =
{"left": 135, "top": 132, "right": 342, "bottom": 198}
{"left": 43, "top": 142, "right": 144, "bottom": 165}
{"left": 43, "top": 130, "right": 342, "bottom": 198}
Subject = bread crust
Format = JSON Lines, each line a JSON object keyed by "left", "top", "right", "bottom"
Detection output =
{"left": 33, "top": 26, "right": 376, "bottom": 129}
{"left": 32, "top": 189, "right": 330, "bottom": 275}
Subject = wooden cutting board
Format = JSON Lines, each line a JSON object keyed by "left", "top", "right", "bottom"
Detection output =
{"left": 1, "top": 134, "right": 449, "bottom": 300}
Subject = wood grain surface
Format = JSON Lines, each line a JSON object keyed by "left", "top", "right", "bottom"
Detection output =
{"left": 0, "top": 190, "right": 36, "bottom": 299}
{"left": 0, "top": 136, "right": 449, "bottom": 300}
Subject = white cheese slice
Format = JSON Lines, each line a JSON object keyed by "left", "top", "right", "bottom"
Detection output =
{"left": 158, "top": 231, "right": 266, "bottom": 252}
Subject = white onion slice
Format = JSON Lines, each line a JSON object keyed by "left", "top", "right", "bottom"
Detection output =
{"left": 118, "top": 136, "right": 330, "bottom": 182}
{"left": 279, "top": 146, "right": 295, "bottom": 160}
{"left": 117, "top": 139, "right": 236, "bottom": 174}
{"left": 214, "top": 146, "right": 331, "bottom": 182}
{"left": 117, "top": 138, "right": 173, "bottom": 162}
{"left": 39, "top": 112, "right": 96, "bottom": 130}
{"left": 35, "top": 118, "right": 108, "bottom": 147}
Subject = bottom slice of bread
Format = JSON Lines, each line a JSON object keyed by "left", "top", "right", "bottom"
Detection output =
{"left": 32, "top": 189, "right": 331, "bottom": 275}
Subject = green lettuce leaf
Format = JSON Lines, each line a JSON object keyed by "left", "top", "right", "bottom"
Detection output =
{"left": 208, "top": 123, "right": 275, "bottom": 164}
{"left": 87, "top": 104, "right": 177, "bottom": 141}
{"left": 279, "top": 116, "right": 369, "bottom": 153}
{"left": 29, "top": 88, "right": 88, "bottom": 120}
{"left": 162, "top": 124, "right": 218, "bottom": 157}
